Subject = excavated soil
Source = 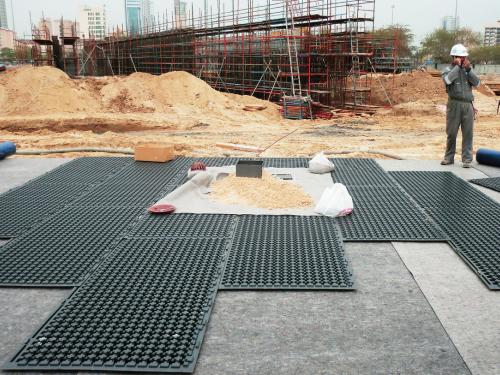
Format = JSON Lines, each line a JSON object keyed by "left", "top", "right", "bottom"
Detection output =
{"left": 0, "top": 66, "right": 499, "bottom": 160}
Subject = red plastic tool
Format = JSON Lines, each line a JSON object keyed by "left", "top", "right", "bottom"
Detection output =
{"left": 148, "top": 204, "right": 176, "bottom": 214}
{"left": 190, "top": 161, "right": 207, "bottom": 171}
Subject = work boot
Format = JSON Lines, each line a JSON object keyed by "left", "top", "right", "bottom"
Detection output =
{"left": 440, "top": 159, "right": 454, "bottom": 165}
{"left": 462, "top": 161, "right": 471, "bottom": 168}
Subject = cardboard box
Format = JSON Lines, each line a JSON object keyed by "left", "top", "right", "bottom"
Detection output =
{"left": 134, "top": 144, "right": 176, "bottom": 163}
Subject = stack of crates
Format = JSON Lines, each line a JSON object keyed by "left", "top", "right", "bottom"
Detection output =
{"left": 281, "top": 96, "right": 313, "bottom": 120}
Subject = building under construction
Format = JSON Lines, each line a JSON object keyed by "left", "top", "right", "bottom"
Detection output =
{"left": 24, "top": 0, "right": 399, "bottom": 114}
{"left": 25, "top": 17, "right": 81, "bottom": 76}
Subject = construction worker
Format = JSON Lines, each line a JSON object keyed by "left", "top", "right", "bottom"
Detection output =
{"left": 441, "top": 44, "right": 480, "bottom": 168}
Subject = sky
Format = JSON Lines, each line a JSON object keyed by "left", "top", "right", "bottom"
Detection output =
{"left": 4, "top": 0, "right": 500, "bottom": 45}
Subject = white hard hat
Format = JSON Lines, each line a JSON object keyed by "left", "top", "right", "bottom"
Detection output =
{"left": 450, "top": 44, "right": 469, "bottom": 57}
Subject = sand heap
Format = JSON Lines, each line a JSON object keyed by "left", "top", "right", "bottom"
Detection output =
{"left": 0, "top": 66, "right": 100, "bottom": 115}
{"left": 371, "top": 70, "right": 446, "bottom": 106}
{"left": 0, "top": 66, "right": 280, "bottom": 120}
{"left": 210, "top": 172, "right": 314, "bottom": 209}
{"left": 371, "top": 70, "right": 498, "bottom": 116}
{"left": 100, "top": 71, "right": 236, "bottom": 113}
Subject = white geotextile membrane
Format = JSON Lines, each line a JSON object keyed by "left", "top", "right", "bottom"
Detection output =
{"left": 154, "top": 166, "right": 334, "bottom": 216}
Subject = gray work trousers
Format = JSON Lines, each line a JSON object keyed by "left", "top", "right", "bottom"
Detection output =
{"left": 444, "top": 99, "right": 474, "bottom": 163}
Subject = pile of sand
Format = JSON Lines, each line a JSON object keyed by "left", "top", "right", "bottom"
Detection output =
{"left": 0, "top": 66, "right": 101, "bottom": 115}
{"left": 100, "top": 71, "right": 234, "bottom": 113}
{"left": 210, "top": 172, "right": 313, "bottom": 209}
{"left": 371, "top": 70, "right": 446, "bottom": 106}
{"left": 0, "top": 66, "right": 280, "bottom": 120}
{"left": 372, "top": 70, "right": 498, "bottom": 116}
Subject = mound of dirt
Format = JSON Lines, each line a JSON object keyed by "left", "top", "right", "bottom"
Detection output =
{"left": 371, "top": 70, "right": 446, "bottom": 106}
{"left": 0, "top": 66, "right": 280, "bottom": 121}
{"left": 371, "top": 69, "right": 498, "bottom": 116}
{"left": 100, "top": 71, "right": 277, "bottom": 117}
{"left": 0, "top": 66, "right": 101, "bottom": 115}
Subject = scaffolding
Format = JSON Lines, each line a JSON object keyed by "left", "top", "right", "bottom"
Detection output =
{"left": 17, "top": 1, "right": 406, "bottom": 115}
{"left": 59, "top": 18, "right": 80, "bottom": 76}
{"left": 76, "top": 0, "right": 377, "bottom": 111}
{"left": 31, "top": 19, "right": 53, "bottom": 67}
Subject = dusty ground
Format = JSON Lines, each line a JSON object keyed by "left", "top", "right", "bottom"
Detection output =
{"left": 0, "top": 67, "right": 499, "bottom": 160}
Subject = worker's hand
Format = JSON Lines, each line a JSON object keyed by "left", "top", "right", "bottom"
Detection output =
{"left": 453, "top": 57, "right": 462, "bottom": 66}
{"left": 463, "top": 58, "right": 472, "bottom": 70}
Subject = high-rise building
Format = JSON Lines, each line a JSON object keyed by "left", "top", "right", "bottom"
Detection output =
{"left": 442, "top": 16, "right": 459, "bottom": 31}
{"left": 125, "top": 0, "right": 141, "bottom": 35}
{"left": 79, "top": 5, "right": 107, "bottom": 39}
{"left": 142, "top": 0, "right": 154, "bottom": 27}
{"left": 0, "top": 28, "right": 14, "bottom": 49}
{"left": 484, "top": 21, "right": 500, "bottom": 47}
{"left": 174, "top": 0, "right": 187, "bottom": 28}
{"left": 0, "top": 0, "right": 8, "bottom": 29}
{"left": 124, "top": 0, "right": 153, "bottom": 34}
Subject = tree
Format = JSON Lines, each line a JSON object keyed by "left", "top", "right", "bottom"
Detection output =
{"left": 0, "top": 48, "right": 15, "bottom": 63}
{"left": 469, "top": 45, "right": 500, "bottom": 64}
{"left": 420, "top": 28, "right": 482, "bottom": 63}
{"left": 373, "top": 25, "right": 414, "bottom": 57}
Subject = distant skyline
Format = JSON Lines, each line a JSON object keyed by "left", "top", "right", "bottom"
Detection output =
{"left": 0, "top": 0, "right": 8, "bottom": 29}
{"left": 4, "top": 0, "right": 500, "bottom": 45}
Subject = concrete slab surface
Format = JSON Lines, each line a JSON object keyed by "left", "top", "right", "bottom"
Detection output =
{"left": 393, "top": 242, "right": 500, "bottom": 375}
{"left": 196, "top": 243, "right": 469, "bottom": 375}
{"left": 472, "top": 163, "right": 500, "bottom": 178}
{"left": 1, "top": 158, "right": 499, "bottom": 374}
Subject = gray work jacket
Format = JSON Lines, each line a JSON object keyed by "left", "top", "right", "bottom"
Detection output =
{"left": 442, "top": 64, "right": 480, "bottom": 102}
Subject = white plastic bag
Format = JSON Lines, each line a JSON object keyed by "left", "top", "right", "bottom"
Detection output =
{"left": 308, "top": 152, "right": 335, "bottom": 174}
{"left": 315, "top": 183, "right": 353, "bottom": 217}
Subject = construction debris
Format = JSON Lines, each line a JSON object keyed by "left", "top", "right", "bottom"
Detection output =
{"left": 134, "top": 144, "right": 176, "bottom": 163}
{"left": 216, "top": 143, "right": 265, "bottom": 153}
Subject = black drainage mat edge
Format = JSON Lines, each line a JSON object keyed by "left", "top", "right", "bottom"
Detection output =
{"left": 342, "top": 237, "right": 449, "bottom": 242}
{"left": 452, "top": 245, "right": 500, "bottom": 291}
{"left": 469, "top": 177, "right": 500, "bottom": 193}
{"left": 218, "top": 285, "right": 356, "bottom": 291}
{"left": 2, "top": 364, "right": 193, "bottom": 373}
{"left": 0, "top": 283, "right": 78, "bottom": 288}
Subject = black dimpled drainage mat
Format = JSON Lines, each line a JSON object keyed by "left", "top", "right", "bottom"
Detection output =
{"left": 0, "top": 184, "right": 90, "bottom": 238}
{"left": 5, "top": 237, "right": 227, "bottom": 373}
{"left": 330, "top": 158, "right": 396, "bottom": 187}
{"left": 129, "top": 214, "right": 237, "bottom": 239}
{"left": 74, "top": 183, "right": 179, "bottom": 207}
{"left": 0, "top": 158, "right": 133, "bottom": 238}
{"left": 72, "top": 158, "right": 192, "bottom": 207}
{"left": 391, "top": 171, "right": 500, "bottom": 290}
{"left": 336, "top": 186, "right": 446, "bottom": 241}
{"left": 428, "top": 208, "right": 500, "bottom": 289}
{"left": 336, "top": 207, "right": 446, "bottom": 242}
{"left": 469, "top": 177, "right": 500, "bottom": 193}
{"left": 24, "top": 157, "right": 133, "bottom": 185}
{"left": 194, "top": 157, "right": 310, "bottom": 168}
{"left": 219, "top": 215, "right": 354, "bottom": 290}
{"left": 0, "top": 207, "right": 144, "bottom": 287}
{"left": 390, "top": 171, "right": 499, "bottom": 208}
